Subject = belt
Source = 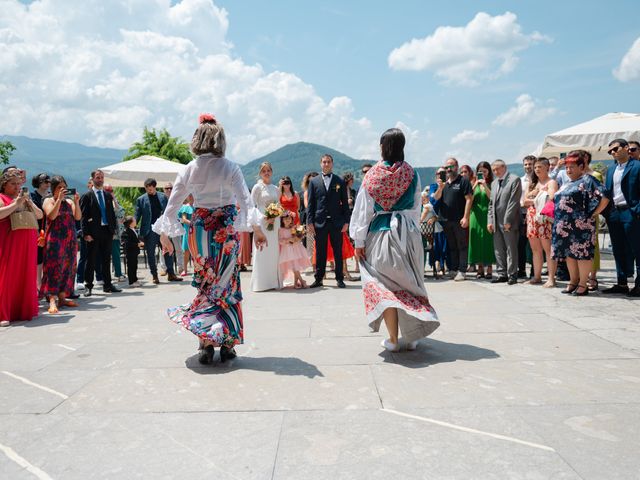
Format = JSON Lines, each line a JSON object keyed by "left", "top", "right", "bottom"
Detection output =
{"left": 614, "top": 205, "right": 629, "bottom": 211}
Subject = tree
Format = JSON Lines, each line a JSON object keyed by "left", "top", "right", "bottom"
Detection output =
{"left": 0, "top": 140, "right": 16, "bottom": 165}
{"left": 124, "top": 127, "right": 193, "bottom": 165}
{"left": 116, "top": 127, "right": 194, "bottom": 214}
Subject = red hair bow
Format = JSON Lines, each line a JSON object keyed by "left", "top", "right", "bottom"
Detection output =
{"left": 198, "top": 113, "right": 216, "bottom": 124}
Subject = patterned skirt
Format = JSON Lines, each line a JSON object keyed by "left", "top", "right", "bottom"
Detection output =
{"left": 167, "top": 205, "right": 243, "bottom": 348}
{"left": 359, "top": 212, "right": 440, "bottom": 341}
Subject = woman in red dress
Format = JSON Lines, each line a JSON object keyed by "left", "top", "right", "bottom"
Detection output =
{"left": 279, "top": 176, "right": 300, "bottom": 225}
{"left": 0, "top": 170, "right": 43, "bottom": 325}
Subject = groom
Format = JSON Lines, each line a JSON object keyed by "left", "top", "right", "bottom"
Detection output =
{"left": 307, "top": 154, "right": 350, "bottom": 288}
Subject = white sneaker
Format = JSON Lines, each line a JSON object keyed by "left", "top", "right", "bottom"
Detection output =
{"left": 0, "top": 320, "right": 10, "bottom": 327}
{"left": 406, "top": 340, "right": 419, "bottom": 351}
{"left": 96, "top": 280, "right": 104, "bottom": 286}
{"left": 454, "top": 272, "right": 465, "bottom": 281}
{"left": 117, "top": 276, "right": 127, "bottom": 282}
{"left": 380, "top": 338, "right": 399, "bottom": 352}
{"left": 129, "top": 281, "right": 142, "bottom": 288}
{"left": 75, "top": 283, "right": 85, "bottom": 290}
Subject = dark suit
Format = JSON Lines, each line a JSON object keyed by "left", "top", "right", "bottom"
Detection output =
{"left": 307, "top": 173, "right": 349, "bottom": 282}
{"left": 122, "top": 227, "right": 141, "bottom": 284}
{"left": 134, "top": 192, "right": 174, "bottom": 277}
{"left": 604, "top": 159, "right": 640, "bottom": 287}
{"left": 80, "top": 189, "right": 117, "bottom": 289}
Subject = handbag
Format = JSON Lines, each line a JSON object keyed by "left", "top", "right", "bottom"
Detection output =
{"left": 10, "top": 205, "right": 38, "bottom": 231}
{"left": 420, "top": 221, "right": 435, "bottom": 250}
{"left": 539, "top": 200, "right": 554, "bottom": 221}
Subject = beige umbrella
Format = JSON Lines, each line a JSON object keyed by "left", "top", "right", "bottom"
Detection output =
{"left": 99, "top": 155, "right": 187, "bottom": 187}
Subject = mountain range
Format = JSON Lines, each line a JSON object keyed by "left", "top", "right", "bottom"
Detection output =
{"left": 2, "top": 135, "right": 529, "bottom": 192}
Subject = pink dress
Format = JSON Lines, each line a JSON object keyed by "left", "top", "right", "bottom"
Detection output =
{"left": 279, "top": 227, "right": 310, "bottom": 279}
{"left": 0, "top": 193, "right": 39, "bottom": 322}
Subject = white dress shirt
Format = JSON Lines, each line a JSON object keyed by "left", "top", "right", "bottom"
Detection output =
{"left": 612, "top": 163, "right": 627, "bottom": 206}
{"left": 152, "top": 154, "right": 256, "bottom": 237}
{"left": 322, "top": 173, "right": 332, "bottom": 190}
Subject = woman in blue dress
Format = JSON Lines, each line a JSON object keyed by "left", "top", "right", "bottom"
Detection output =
{"left": 552, "top": 150, "right": 609, "bottom": 297}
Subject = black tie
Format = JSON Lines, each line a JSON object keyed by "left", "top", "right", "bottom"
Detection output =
{"left": 323, "top": 173, "right": 331, "bottom": 177}
{"left": 498, "top": 178, "right": 504, "bottom": 188}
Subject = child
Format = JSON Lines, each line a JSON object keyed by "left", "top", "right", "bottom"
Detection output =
{"left": 122, "top": 216, "right": 144, "bottom": 287}
{"left": 279, "top": 211, "right": 310, "bottom": 289}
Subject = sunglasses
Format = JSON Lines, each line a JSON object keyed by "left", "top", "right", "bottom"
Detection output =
{"left": 608, "top": 146, "right": 622, "bottom": 155}
{"left": 630, "top": 147, "right": 638, "bottom": 153}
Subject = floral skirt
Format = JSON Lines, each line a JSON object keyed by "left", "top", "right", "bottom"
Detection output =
{"left": 167, "top": 205, "right": 243, "bottom": 348}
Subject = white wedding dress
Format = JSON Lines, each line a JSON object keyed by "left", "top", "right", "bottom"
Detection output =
{"left": 250, "top": 180, "right": 282, "bottom": 291}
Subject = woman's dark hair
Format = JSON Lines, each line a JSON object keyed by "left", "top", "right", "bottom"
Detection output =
{"left": 565, "top": 150, "right": 589, "bottom": 167}
{"left": 50, "top": 175, "right": 67, "bottom": 194}
{"left": 280, "top": 210, "right": 293, "bottom": 228}
{"left": 302, "top": 171, "right": 319, "bottom": 190}
{"left": 528, "top": 157, "right": 549, "bottom": 191}
{"left": 343, "top": 172, "right": 354, "bottom": 184}
{"left": 279, "top": 176, "right": 295, "bottom": 196}
{"left": 475, "top": 161, "right": 493, "bottom": 184}
{"left": 124, "top": 215, "right": 135, "bottom": 228}
{"left": 380, "top": 128, "right": 405, "bottom": 164}
{"left": 32, "top": 172, "right": 50, "bottom": 189}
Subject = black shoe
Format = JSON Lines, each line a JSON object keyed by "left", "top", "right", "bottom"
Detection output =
{"left": 103, "top": 286, "right": 122, "bottom": 293}
{"left": 68, "top": 293, "right": 80, "bottom": 299}
{"left": 561, "top": 284, "right": 578, "bottom": 294}
{"left": 309, "top": 280, "right": 323, "bottom": 288}
{"left": 152, "top": 275, "right": 160, "bottom": 285}
{"left": 491, "top": 276, "right": 508, "bottom": 284}
{"left": 573, "top": 285, "right": 589, "bottom": 297}
{"left": 83, "top": 288, "right": 92, "bottom": 297}
{"left": 336, "top": 280, "right": 346, "bottom": 288}
{"left": 602, "top": 284, "right": 629, "bottom": 294}
{"left": 198, "top": 345, "right": 214, "bottom": 365}
{"left": 220, "top": 346, "right": 237, "bottom": 363}
{"left": 517, "top": 270, "right": 527, "bottom": 279}
{"left": 167, "top": 274, "right": 184, "bottom": 282}
{"left": 507, "top": 276, "right": 517, "bottom": 285}
{"left": 627, "top": 286, "right": 640, "bottom": 298}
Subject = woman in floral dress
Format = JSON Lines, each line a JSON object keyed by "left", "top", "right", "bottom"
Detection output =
{"left": 41, "top": 175, "right": 81, "bottom": 314}
{"left": 157, "top": 114, "right": 266, "bottom": 364}
{"left": 552, "top": 150, "right": 609, "bottom": 297}
{"left": 350, "top": 128, "right": 440, "bottom": 352}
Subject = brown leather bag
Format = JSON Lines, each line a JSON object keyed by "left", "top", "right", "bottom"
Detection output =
{"left": 10, "top": 204, "right": 38, "bottom": 231}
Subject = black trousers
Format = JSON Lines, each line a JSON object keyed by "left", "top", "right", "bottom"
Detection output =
{"left": 442, "top": 220, "right": 469, "bottom": 273}
{"left": 608, "top": 208, "right": 640, "bottom": 287}
{"left": 84, "top": 226, "right": 112, "bottom": 289}
{"left": 314, "top": 222, "right": 344, "bottom": 282}
{"left": 126, "top": 251, "right": 139, "bottom": 284}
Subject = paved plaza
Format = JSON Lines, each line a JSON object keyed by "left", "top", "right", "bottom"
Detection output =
{"left": 1, "top": 258, "right": 639, "bottom": 479}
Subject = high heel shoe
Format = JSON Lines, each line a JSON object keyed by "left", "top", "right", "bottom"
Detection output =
{"left": 198, "top": 345, "right": 215, "bottom": 365}
{"left": 573, "top": 285, "right": 589, "bottom": 297}
{"left": 220, "top": 346, "right": 237, "bottom": 362}
{"left": 561, "top": 284, "right": 578, "bottom": 294}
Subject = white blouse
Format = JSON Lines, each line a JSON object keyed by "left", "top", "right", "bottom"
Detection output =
{"left": 349, "top": 176, "right": 422, "bottom": 248}
{"left": 251, "top": 180, "right": 280, "bottom": 214}
{"left": 152, "top": 154, "right": 256, "bottom": 237}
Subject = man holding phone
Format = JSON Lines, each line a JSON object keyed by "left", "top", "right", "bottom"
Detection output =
{"left": 433, "top": 157, "right": 473, "bottom": 281}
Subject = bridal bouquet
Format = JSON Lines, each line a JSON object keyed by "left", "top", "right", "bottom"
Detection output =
{"left": 291, "top": 225, "right": 306, "bottom": 239}
{"left": 264, "top": 202, "right": 284, "bottom": 231}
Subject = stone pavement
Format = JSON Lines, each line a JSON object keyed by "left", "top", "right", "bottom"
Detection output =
{"left": 1, "top": 260, "right": 639, "bottom": 479}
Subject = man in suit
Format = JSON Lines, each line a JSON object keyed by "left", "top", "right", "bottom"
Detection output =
{"left": 307, "top": 154, "right": 350, "bottom": 288}
{"left": 487, "top": 159, "right": 523, "bottom": 285}
{"left": 80, "top": 170, "right": 122, "bottom": 296}
{"left": 603, "top": 139, "right": 640, "bottom": 297}
{"left": 135, "top": 178, "right": 183, "bottom": 284}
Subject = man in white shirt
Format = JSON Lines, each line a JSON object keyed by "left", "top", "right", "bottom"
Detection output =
{"left": 518, "top": 155, "right": 535, "bottom": 277}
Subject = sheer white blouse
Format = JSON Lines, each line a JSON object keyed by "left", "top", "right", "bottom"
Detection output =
{"left": 152, "top": 154, "right": 256, "bottom": 237}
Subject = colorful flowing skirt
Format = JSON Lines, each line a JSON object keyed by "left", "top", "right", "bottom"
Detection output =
{"left": 359, "top": 212, "right": 440, "bottom": 342}
{"left": 167, "top": 205, "right": 243, "bottom": 348}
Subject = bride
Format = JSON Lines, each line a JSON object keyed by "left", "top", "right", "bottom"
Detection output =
{"left": 250, "top": 162, "right": 283, "bottom": 292}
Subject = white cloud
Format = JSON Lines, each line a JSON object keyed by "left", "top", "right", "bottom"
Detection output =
{"left": 613, "top": 37, "right": 640, "bottom": 82}
{"left": 450, "top": 129, "right": 489, "bottom": 144}
{"left": 388, "top": 12, "right": 550, "bottom": 86}
{"left": 492, "top": 94, "right": 557, "bottom": 127}
{"left": 0, "top": 0, "right": 384, "bottom": 162}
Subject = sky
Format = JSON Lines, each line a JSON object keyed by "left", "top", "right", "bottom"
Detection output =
{"left": 1, "top": 0, "right": 639, "bottom": 166}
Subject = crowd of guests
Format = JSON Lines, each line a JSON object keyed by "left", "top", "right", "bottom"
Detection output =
{"left": 421, "top": 138, "right": 640, "bottom": 298}
{"left": 0, "top": 136, "right": 638, "bottom": 327}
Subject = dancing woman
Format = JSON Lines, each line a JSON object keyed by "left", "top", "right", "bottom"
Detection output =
{"left": 156, "top": 114, "right": 266, "bottom": 364}
{"left": 350, "top": 128, "right": 440, "bottom": 352}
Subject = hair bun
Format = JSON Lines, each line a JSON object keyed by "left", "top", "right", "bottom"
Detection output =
{"left": 198, "top": 113, "right": 216, "bottom": 124}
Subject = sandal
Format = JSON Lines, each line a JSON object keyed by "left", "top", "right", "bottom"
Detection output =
{"left": 485, "top": 273, "right": 493, "bottom": 280}
{"left": 587, "top": 279, "right": 599, "bottom": 292}
{"left": 543, "top": 280, "right": 556, "bottom": 288}
{"left": 526, "top": 278, "right": 542, "bottom": 285}
{"left": 561, "top": 283, "right": 578, "bottom": 294}
{"left": 47, "top": 305, "right": 59, "bottom": 314}
{"left": 61, "top": 299, "right": 78, "bottom": 308}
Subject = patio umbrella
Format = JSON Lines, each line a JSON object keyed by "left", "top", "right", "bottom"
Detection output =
{"left": 538, "top": 112, "right": 640, "bottom": 160}
{"left": 99, "top": 155, "right": 187, "bottom": 187}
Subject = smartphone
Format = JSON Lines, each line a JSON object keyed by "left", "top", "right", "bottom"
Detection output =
{"left": 21, "top": 186, "right": 29, "bottom": 196}
{"left": 439, "top": 171, "right": 447, "bottom": 182}
{"left": 67, "top": 187, "right": 76, "bottom": 196}
{"left": 477, "top": 172, "right": 484, "bottom": 180}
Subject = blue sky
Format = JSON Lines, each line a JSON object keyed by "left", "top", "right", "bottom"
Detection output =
{"left": 3, "top": 0, "right": 640, "bottom": 166}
